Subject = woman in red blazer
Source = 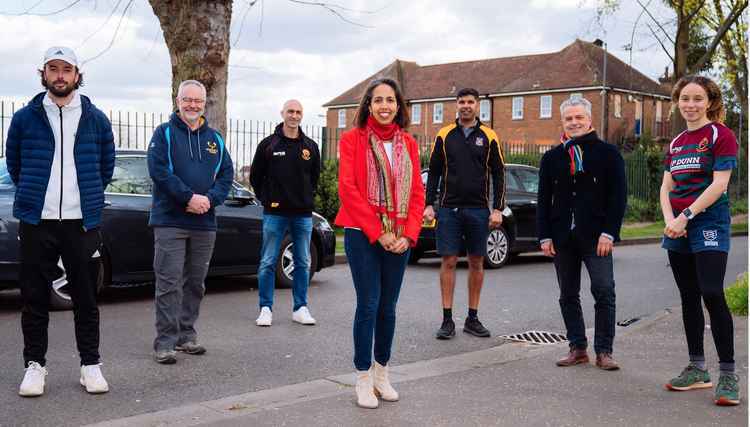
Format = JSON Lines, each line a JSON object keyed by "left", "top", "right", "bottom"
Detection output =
{"left": 334, "top": 78, "right": 425, "bottom": 409}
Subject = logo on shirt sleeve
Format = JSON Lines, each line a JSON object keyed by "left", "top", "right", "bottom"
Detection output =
{"left": 206, "top": 141, "right": 218, "bottom": 155}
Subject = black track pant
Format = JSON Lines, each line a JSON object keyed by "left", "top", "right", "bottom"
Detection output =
{"left": 20, "top": 220, "right": 102, "bottom": 367}
{"left": 667, "top": 250, "right": 733, "bottom": 365}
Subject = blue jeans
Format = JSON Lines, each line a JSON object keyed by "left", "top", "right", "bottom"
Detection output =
{"left": 345, "top": 229, "right": 409, "bottom": 371}
{"left": 553, "top": 233, "right": 616, "bottom": 354}
{"left": 258, "top": 214, "right": 313, "bottom": 311}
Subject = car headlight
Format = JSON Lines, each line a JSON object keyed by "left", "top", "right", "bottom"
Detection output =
{"left": 313, "top": 213, "right": 333, "bottom": 232}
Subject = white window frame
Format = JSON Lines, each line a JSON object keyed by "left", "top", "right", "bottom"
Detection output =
{"left": 655, "top": 100, "right": 662, "bottom": 123}
{"left": 614, "top": 94, "right": 622, "bottom": 118}
{"left": 337, "top": 109, "right": 346, "bottom": 128}
{"left": 411, "top": 103, "right": 421, "bottom": 125}
{"left": 512, "top": 96, "right": 524, "bottom": 120}
{"left": 433, "top": 103, "right": 444, "bottom": 124}
{"left": 539, "top": 95, "right": 552, "bottom": 119}
{"left": 479, "top": 99, "right": 491, "bottom": 122}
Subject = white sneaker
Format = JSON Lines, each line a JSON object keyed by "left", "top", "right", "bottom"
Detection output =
{"left": 80, "top": 364, "right": 109, "bottom": 394}
{"left": 256, "top": 307, "right": 272, "bottom": 326}
{"left": 292, "top": 306, "right": 316, "bottom": 325}
{"left": 19, "top": 361, "right": 47, "bottom": 397}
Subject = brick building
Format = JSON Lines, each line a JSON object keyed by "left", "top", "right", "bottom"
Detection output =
{"left": 323, "top": 39, "right": 672, "bottom": 157}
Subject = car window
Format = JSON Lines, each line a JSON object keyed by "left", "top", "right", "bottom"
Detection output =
{"left": 0, "top": 163, "right": 14, "bottom": 190}
{"left": 514, "top": 168, "right": 539, "bottom": 193}
{"left": 504, "top": 170, "right": 522, "bottom": 191}
{"left": 107, "top": 156, "right": 153, "bottom": 195}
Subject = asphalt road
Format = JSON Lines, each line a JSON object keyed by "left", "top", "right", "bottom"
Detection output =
{"left": 0, "top": 238, "right": 746, "bottom": 426}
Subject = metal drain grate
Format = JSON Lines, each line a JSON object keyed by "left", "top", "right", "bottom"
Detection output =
{"left": 500, "top": 330, "right": 567, "bottom": 345}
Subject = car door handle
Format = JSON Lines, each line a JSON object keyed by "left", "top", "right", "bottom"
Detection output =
{"left": 104, "top": 200, "right": 112, "bottom": 206}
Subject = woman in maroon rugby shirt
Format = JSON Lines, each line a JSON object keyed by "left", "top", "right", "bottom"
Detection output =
{"left": 659, "top": 75, "right": 740, "bottom": 406}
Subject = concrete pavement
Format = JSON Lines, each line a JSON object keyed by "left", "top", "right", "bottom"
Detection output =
{"left": 89, "top": 308, "right": 748, "bottom": 427}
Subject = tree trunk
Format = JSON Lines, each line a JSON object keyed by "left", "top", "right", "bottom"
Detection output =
{"left": 670, "top": 3, "right": 691, "bottom": 137}
{"left": 148, "top": 0, "right": 232, "bottom": 137}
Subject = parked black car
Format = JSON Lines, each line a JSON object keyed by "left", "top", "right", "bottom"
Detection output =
{"left": 411, "top": 164, "right": 540, "bottom": 268}
{"left": 0, "top": 150, "right": 336, "bottom": 309}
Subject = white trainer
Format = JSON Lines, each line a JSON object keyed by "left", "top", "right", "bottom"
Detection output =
{"left": 355, "top": 370, "right": 378, "bottom": 408}
{"left": 256, "top": 306, "right": 273, "bottom": 326}
{"left": 19, "top": 361, "right": 47, "bottom": 397}
{"left": 292, "top": 306, "right": 317, "bottom": 325}
{"left": 80, "top": 364, "right": 109, "bottom": 394}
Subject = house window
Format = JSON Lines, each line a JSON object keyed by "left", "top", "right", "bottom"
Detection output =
{"left": 540, "top": 95, "right": 552, "bottom": 119}
{"left": 433, "top": 103, "right": 443, "bottom": 123}
{"left": 570, "top": 93, "right": 582, "bottom": 100}
{"left": 479, "top": 99, "right": 491, "bottom": 122}
{"left": 411, "top": 103, "right": 421, "bottom": 125}
{"left": 655, "top": 100, "right": 662, "bottom": 123}
{"left": 337, "top": 109, "right": 346, "bottom": 128}
{"left": 614, "top": 94, "right": 622, "bottom": 118}
{"left": 512, "top": 97, "right": 524, "bottom": 120}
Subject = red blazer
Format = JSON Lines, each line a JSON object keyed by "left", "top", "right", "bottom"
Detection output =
{"left": 334, "top": 128, "right": 425, "bottom": 246}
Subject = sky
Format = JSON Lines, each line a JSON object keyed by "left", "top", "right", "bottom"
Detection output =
{"left": 0, "top": 0, "right": 679, "bottom": 126}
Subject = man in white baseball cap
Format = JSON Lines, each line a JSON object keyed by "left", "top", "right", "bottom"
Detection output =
{"left": 7, "top": 46, "right": 115, "bottom": 397}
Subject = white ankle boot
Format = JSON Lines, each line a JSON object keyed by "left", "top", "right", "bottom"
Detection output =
{"left": 355, "top": 370, "right": 378, "bottom": 408}
{"left": 371, "top": 361, "right": 399, "bottom": 401}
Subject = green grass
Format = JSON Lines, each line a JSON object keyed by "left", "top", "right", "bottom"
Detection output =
{"left": 725, "top": 272, "right": 748, "bottom": 316}
{"left": 621, "top": 220, "right": 748, "bottom": 240}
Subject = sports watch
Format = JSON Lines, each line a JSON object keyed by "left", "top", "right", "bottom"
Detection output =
{"left": 681, "top": 208, "right": 695, "bottom": 220}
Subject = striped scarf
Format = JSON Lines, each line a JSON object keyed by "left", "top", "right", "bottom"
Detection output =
{"left": 560, "top": 128, "right": 594, "bottom": 175}
{"left": 365, "top": 129, "right": 412, "bottom": 238}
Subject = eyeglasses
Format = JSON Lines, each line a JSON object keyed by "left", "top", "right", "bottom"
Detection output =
{"left": 180, "top": 97, "right": 206, "bottom": 105}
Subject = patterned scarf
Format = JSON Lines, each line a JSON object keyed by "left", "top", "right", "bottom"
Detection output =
{"left": 560, "top": 128, "right": 595, "bottom": 175}
{"left": 365, "top": 120, "right": 413, "bottom": 238}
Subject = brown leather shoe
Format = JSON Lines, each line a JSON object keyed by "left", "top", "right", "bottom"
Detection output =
{"left": 595, "top": 353, "right": 620, "bottom": 371}
{"left": 556, "top": 347, "right": 589, "bottom": 367}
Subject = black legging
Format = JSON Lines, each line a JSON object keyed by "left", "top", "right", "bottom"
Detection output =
{"left": 667, "top": 250, "right": 734, "bottom": 365}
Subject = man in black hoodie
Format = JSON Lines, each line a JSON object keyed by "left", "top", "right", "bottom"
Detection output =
{"left": 250, "top": 100, "right": 321, "bottom": 327}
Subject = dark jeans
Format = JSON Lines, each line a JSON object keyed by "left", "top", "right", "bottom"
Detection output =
{"left": 345, "top": 229, "right": 409, "bottom": 371}
{"left": 553, "top": 233, "right": 616, "bottom": 354}
{"left": 19, "top": 220, "right": 103, "bottom": 367}
{"left": 667, "top": 250, "right": 734, "bottom": 365}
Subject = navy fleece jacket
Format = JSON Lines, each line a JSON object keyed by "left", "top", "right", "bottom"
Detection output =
{"left": 147, "top": 112, "right": 234, "bottom": 231}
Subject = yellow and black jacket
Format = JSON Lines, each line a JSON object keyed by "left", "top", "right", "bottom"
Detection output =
{"left": 426, "top": 118, "right": 505, "bottom": 210}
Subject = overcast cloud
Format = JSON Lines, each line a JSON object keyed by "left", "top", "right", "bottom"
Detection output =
{"left": 1, "top": 0, "right": 677, "bottom": 125}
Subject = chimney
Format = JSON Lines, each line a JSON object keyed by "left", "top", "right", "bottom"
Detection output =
{"left": 593, "top": 38, "right": 604, "bottom": 47}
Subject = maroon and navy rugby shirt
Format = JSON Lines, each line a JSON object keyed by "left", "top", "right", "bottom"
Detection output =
{"left": 663, "top": 122, "right": 738, "bottom": 212}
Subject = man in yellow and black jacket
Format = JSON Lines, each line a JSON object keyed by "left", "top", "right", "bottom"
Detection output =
{"left": 424, "top": 87, "right": 506, "bottom": 341}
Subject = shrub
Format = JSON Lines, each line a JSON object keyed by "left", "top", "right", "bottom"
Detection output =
{"left": 725, "top": 272, "right": 748, "bottom": 316}
{"left": 314, "top": 159, "right": 340, "bottom": 223}
{"left": 731, "top": 197, "right": 748, "bottom": 215}
{"left": 624, "top": 196, "right": 658, "bottom": 223}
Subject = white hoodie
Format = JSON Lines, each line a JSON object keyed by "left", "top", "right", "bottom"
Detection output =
{"left": 41, "top": 91, "right": 82, "bottom": 220}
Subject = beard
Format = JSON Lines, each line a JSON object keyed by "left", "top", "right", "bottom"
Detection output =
{"left": 46, "top": 80, "right": 76, "bottom": 98}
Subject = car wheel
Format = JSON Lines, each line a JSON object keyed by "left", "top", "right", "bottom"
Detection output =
{"left": 49, "top": 256, "right": 106, "bottom": 311}
{"left": 275, "top": 236, "right": 318, "bottom": 289}
{"left": 484, "top": 227, "right": 510, "bottom": 269}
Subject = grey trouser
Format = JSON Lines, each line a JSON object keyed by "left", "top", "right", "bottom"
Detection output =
{"left": 153, "top": 227, "right": 216, "bottom": 351}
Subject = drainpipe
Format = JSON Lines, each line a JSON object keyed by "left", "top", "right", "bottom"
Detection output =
{"left": 600, "top": 41, "right": 609, "bottom": 142}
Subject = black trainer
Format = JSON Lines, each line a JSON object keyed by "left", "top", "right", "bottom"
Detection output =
{"left": 436, "top": 318, "right": 455, "bottom": 340}
{"left": 463, "top": 317, "right": 490, "bottom": 337}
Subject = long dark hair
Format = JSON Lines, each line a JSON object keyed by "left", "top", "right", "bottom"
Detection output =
{"left": 353, "top": 78, "right": 410, "bottom": 129}
{"left": 671, "top": 75, "right": 725, "bottom": 123}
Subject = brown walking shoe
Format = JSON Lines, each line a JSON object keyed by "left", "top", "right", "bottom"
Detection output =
{"left": 595, "top": 353, "right": 620, "bottom": 371}
{"left": 556, "top": 346, "right": 589, "bottom": 367}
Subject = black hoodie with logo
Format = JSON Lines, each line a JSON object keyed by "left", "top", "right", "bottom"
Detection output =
{"left": 250, "top": 123, "right": 321, "bottom": 216}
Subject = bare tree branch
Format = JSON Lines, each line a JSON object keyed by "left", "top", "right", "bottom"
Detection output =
{"left": 646, "top": 22, "right": 675, "bottom": 62}
{"left": 286, "top": 0, "right": 378, "bottom": 28}
{"left": 689, "top": 0, "right": 748, "bottom": 72}
{"left": 0, "top": 0, "right": 83, "bottom": 16}
{"left": 635, "top": 0, "right": 676, "bottom": 44}
{"left": 76, "top": 0, "right": 125, "bottom": 50}
{"left": 232, "top": 0, "right": 259, "bottom": 47}
{"left": 81, "top": 0, "right": 135, "bottom": 65}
